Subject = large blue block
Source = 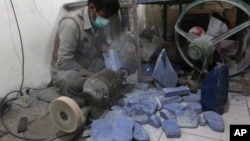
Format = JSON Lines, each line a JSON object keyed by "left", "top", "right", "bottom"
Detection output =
{"left": 91, "top": 118, "right": 113, "bottom": 141}
{"left": 152, "top": 49, "right": 177, "bottom": 89}
{"left": 133, "top": 122, "right": 150, "bottom": 141}
{"left": 162, "top": 119, "right": 181, "bottom": 138}
{"left": 201, "top": 64, "right": 229, "bottom": 114}
{"left": 162, "top": 86, "right": 190, "bottom": 97}
{"left": 111, "top": 115, "right": 134, "bottom": 141}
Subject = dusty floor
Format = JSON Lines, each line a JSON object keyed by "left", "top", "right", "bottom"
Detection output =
{"left": 0, "top": 86, "right": 250, "bottom": 141}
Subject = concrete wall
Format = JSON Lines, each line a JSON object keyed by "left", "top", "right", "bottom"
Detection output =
{"left": 0, "top": 0, "right": 81, "bottom": 97}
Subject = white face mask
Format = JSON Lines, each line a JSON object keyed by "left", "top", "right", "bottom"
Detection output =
{"left": 91, "top": 11, "right": 109, "bottom": 28}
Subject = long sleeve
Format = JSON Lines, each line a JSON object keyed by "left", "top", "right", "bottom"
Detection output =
{"left": 56, "top": 19, "right": 82, "bottom": 71}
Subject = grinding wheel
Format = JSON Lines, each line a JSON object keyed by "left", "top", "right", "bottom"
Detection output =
{"left": 49, "top": 96, "right": 84, "bottom": 133}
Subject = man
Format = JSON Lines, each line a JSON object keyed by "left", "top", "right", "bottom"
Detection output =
{"left": 50, "top": 0, "right": 120, "bottom": 99}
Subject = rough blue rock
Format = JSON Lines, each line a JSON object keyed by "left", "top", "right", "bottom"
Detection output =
{"left": 148, "top": 114, "right": 162, "bottom": 128}
{"left": 162, "top": 86, "right": 190, "bottom": 97}
{"left": 182, "top": 93, "right": 201, "bottom": 102}
{"left": 201, "top": 64, "right": 229, "bottom": 114}
{"left": 187, "top": 102, "right": 202, "bottom": 114}
{"left": 163, "top": 103, "right": 185, "bottom": 115}
{"left": 175, "top": 110, "right": 199, "bottom": 128}
{"left": 132, "top": 114, "right": 149, "bottom": 125}
{"left": 91, "top": 118, "right": 113, "bottom": 141}
{"left": 139, "top": 98, "right": 158, "bottom": 115}
{"left": 159, "top": 109, "right": 175, "bottom": 120}
{"left": 159, "top": 95, "right": 183, "bottom": 106}
{"left": 127, "top": 96, "right": 140, "bottom": 107}
{"left": 133, "top": 122, "right": 150, "bottom": 141}
{"left": 105, "top": 110, "right": 127, "bottom": 123}
{"left": 111, "top": 115, "right": 134, "bottom": 141}
{"left": 125, "top": 104, "right": 146, "bottom": 117}
{"left": 203, "top": 111, "right": 224, "bottom": 132}
{"left": 152, "top": 49, "right": 178, "bottom": 89}
{"left": 162, "top": 119, "right": 181, "bottom": 138}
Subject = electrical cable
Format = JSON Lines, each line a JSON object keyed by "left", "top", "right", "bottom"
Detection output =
{"left": 0, "top": 90, "right": 87, "bottom": 141}
{"left": 9, "top": 0, "right": 25, "bottom": 92}
{"left": 0, "top": 1, "right": 65, "bottom": 140}
{"left": 1, "top": 1, "right": 87, "bottom": 140}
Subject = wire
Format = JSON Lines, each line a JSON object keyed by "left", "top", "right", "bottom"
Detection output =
{"left": 9, "top": 0, "right": 25, "bottom": 92}
{"left": 1, "top": 1, "right": 86, "bottom": 140}
{"left": 197, "top": 57, "right": 208, "bottom": 81}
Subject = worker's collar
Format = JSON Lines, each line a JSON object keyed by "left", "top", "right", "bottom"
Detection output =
{"left": 83, "top": 7, "right": 93, "bottom": 30}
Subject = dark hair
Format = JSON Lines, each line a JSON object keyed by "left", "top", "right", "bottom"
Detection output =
{"left": 88, "top": 0, "right": 120, "bottom": 17}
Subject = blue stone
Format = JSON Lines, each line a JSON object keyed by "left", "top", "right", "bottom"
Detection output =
{"left": 162, "top": 119, "right": 181, "bottom": 138}
{"left": 175, "top": 110, "right": 199, "bottom": 128}
{"left": 111, "top": 115, "right": 134, "bottom": 141}
{"left": 163, "top": 103, "right": 185, "bottom": 114}
{"left": 162, "top": 86, "right": 190, "bottom": 97}
{"left": 132, "top": 114, "right": 149, "bottom": 125}
{"left": 187, "top": 102, "right": 202, "bottom": 114}
{"left": 152, "top": 49, "right": 178, "bottom": 89}
{"left": 159, "top": 109, "right": 175, "bottom": 120}
{"left": 133, "top": 122, "right": 150, "bottom": 141}
{"left": 201, "top": 64, "right": 229, "bottom": 114}
{"left": 148, "top": 114, "right": 162, "bottom": 128}
{"left": 159, "top": 95, "right": 183, "bottom": 106}
{"left": 91, "top": 118, "right": 113, "bottom": 141}
{"left": 203, "top": 111, "right": 224, "bottom": 132}
{"left": 182, "top": 93, "right": 201, "bottom": 102}
{"left": 139, "top": 98, "right": 158, "bottom": 115}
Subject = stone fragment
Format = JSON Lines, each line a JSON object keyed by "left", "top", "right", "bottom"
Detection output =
{"left": 148, "top": 114, "right": 162, "bottom": 128}
{"left": 162, "top": 119, "right": 181, "bottom": 138}
{"left": 175, "top": 110, "right": 199, "bottom": 128}
{"left": 133, "top": 122, "right": 150, "bottom": 141}
{"left": 152, "top": 49, "right": 177, "bottom": 89}
{"left": 163, "top": 103, "right": 185, "bottom": 115}
{"left": 203, "top": 111, "right": 224, "bottom": 132}
{"left": 162, "top": 86, "right": 190, "bottom": 97}
{"left": 111, "top": 115, "right": 134, "bottom": 141}
{"left": 91, "top": 118, "right": 113, "bottom": 141}
{"left": 182, "top": 93, "right": 201, "bottom": 102}
{"left": 159, "top": 109, "right": 175, "bottom": 120}
{"left": 187, "top": 102, "right": 202, "bottom": 114}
